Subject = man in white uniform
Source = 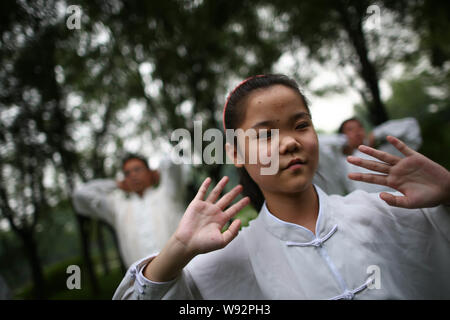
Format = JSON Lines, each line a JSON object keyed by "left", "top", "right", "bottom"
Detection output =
{"left": 314, "top": 117, "right": 422, "bottom": 195}
{"left": 72, "top": 154, "right": 188, "bottom": 267}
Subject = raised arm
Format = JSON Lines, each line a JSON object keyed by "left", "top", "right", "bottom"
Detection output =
{"left": 158, "top": 158, "right": 190, "bottom": 200}
{"left": 143, "top": 176, "right": 250, "bottom": 282}
{"left": 347, "top": 136, "right": 450, "bottom": 208}
{"left": 372, "top": 117, "right": 422, "bottom": 151}
{"left": 72, "top": 179, "right": 118, "bottom": 226}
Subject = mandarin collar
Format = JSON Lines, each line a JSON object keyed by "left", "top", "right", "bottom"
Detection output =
{"left": 258, "top": 185, "right": 337, "bottom": 243}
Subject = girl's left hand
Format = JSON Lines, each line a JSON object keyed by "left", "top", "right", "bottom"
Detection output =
{"left": 347, "top": 136, "right": 450, "bottom": 208}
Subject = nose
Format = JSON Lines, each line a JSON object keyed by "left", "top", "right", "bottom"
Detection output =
{"left": 279, "top": 135, "right": 300, "bottom": 154}
{"left": 129, "top": 168, "right": 141, "bottom": 180}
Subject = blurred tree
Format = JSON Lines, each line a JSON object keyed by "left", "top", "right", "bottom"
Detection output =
{"left": 0, "top": 0, "right": 95, "bottom": 298}
{"left": 0, "top": 2, "right": 72, "bottom": 299}
{"left": 1, "top": 0, "right": 449, "bottom": 299}
{"left": 270, "top": 0, "right": 389, "bottom": 125}
{"left": 385, "top": 69, "right": 450, "bottom": 169}
{"left": 0, "top": 0, "right": 285, "bottom": 297}
{"left": 383, "top": 0, "right": 450, "bottom": 68}
{"left": 268, "top": 0, "right": 450, "bottom": 127}
{"left": 353, "top": 62, "right": 450, "bottom": 169}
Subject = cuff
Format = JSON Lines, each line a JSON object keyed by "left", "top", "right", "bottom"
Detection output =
{"left": 129, "top": 252, "right": 179, "bottom": 299}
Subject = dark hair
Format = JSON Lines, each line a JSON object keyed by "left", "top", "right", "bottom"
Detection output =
{"left": 223, "top": 74, "right": 310, "bottom": 211}
{"left": 338, "top": 117, "right": 362, "bottom": 134}
{"left": 121, "top": 153, "right": 150, "bottom": 171}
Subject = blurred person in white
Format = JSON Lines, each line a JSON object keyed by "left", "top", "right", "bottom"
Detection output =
{"left": 72, "top": 153, "right": 188, "bottom": 267}
{"left": 314, "top": 117, "right": 422, "bottom": 195}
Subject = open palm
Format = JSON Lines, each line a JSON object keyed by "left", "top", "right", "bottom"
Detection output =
{"left": 347, "top": 136, "right": 450, "bottom": 208}
{"left": 174, "top": 176, "right": 250, "bottom": 255}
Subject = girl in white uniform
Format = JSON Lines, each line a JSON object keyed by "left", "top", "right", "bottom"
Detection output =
{"left": 113, "top": 74, "right": 450, "bottom": 300}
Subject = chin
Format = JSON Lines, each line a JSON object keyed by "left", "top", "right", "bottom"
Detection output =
{"left": 269, "top": 176, "right": 312, "bottom": 195}
{"left": 289, "top": 170, "right": 315, "bottom": 188}
{"left": 289, "top": 180, "right": 312, "bottom": 194}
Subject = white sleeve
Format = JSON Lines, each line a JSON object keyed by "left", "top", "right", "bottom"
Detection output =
{"left": 315, "top": 134, "right": 350, "bottom": 195}
{"left": 372, "top": 117, "right": 422, "bottom": 151}
{"left": 158, "top": 158, "right": 190, "bottom": 200}
{"left": 421, "top": 205, "right": 450, "bottom": 243}
{"left": 318, "top": 133, "right": 348, "bottom": 151}
{"left": 112, "top": 254, "right": 199, "bottom": 300}
{"left": 370, "top": 189, "right": 450, "bottom": 243}
{"left": 72, "top": 179, "right": 117, "bottom": 226}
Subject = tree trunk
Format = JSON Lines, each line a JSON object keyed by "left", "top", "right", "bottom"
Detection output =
{"left": 96, "top": 221, "right": 110, "bottom": 275}
{"left": 336, "top": 3, "right": 389, "bottom": 125}
{"left": 20, "top": 232, "right": 46, "bottom": 299}
{"left": 75, "top": 215, "right": 100, "bottom": 295}
{"left": 105, "top": 223, "right": 127, "bottom": 275}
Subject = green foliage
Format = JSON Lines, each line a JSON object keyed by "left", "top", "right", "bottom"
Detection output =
{"left": 15, "top": 255, "right": 123, "bottom": 300}
{"left": 384, "top": 70, "right": 450, "bottom": 169}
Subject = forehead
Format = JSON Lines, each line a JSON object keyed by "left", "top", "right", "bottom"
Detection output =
{"left": 123, "top": 158, "right": 147, "bottom": 170}
{"left": 342, "top": 120, "right": 363, "bottom": 131}
{"left": 242, "top": 85, "right": 307, "bottom": 125}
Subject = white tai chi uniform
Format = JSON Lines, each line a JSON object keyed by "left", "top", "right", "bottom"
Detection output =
{"left": 72, "top": 160, "right": 189, "bottom": 267}
{"left": 112, "top": 185, "right": 450, "bottom": 300}
{"left": 314, "top": 117, "right": 422, "bottom": 195}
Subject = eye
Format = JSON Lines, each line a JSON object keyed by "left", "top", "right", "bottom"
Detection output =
{"left": 295, "top": 122, "right": 309, "bottom": 130}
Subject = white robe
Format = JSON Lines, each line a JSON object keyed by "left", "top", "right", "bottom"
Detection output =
{"left": 314, "top": 117, "right": 422, "bottom": 195}
{"left": 72, "top": 160, "right": 189, "bottom": 267}
{"left": 112, "top": 186, "right": 450, "bottom": 300}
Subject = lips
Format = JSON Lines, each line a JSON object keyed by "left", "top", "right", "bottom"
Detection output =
{"left": 284, "top": 158, "right": 306, "bottom": 170}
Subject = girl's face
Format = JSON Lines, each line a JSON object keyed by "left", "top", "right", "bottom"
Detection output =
{"left": 230, "top": 85, "right": 319, "bottom": 196}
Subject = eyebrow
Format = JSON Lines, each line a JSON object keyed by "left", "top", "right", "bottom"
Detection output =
{"left": 251, "top": 112, "right": 311, "bottom": 129}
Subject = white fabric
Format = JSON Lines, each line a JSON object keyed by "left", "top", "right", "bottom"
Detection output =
{"left": 314, "top": 117, "right": 422, "bottom": 195}
{"left": 113, "top": 185, "right": 450, "bottom": 300}
{"left": 72, "top": 160, "right": 188, "bottom": 267}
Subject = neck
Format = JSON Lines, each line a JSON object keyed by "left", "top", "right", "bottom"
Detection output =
{"left": 342, "top": 144, "right": 355, "bottom": 156}
{"left": 136, "top": 186, "right": 151, "bottom": 198}
{"left": 263, "top": 184, "right": 319, "bottom": 235}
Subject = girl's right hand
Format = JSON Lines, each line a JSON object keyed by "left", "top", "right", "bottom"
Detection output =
{"left": 174, "top": 176, "right": 251, "bottom": 256}
{"left": 143, "top": 176, "right": 250, "bottom": 282}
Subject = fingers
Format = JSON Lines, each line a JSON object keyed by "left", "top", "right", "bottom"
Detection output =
{"left": 194, "top": 177, "right": 212, "bottom": 201}
{"left": 224, "top": 196, "right": 251, "bottom": 220}
{"left": 348, "top": 172, "right": 388, "bottom": 186}
{"left": 380, "top": 192, "right": 410, "bottom": 208}
{"left": 205, "top": 176, "right": 229, "bottom": 203}
{"left": 347, "top": 156, "right": 390, "bottom": 174}
{"left": 386, "top": 136, "right": 415, "bottom": 157}
{"left": 222, "top": 219, "right": 241, "bottom": 244}
{"left": 216, "top": 184, "right": 244, "bottom": 210}
{"left": 357, "top": 145, "right": 402, "bottom": 165}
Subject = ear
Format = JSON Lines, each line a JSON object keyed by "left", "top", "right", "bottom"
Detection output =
{"left": 225, "top": 142, "right": 244, "bottom": 168}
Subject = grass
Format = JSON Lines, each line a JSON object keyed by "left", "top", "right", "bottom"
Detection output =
{"left": 235, "top": 205, "right": 258, "bottom": 228}
{"left": 14, "top": 255, "right": 124, "bottom": 300}
{"left": 221, "top": 205, "right": 258, "bottom": 233}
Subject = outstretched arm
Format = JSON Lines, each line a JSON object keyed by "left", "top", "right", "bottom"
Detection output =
{"left": 346, "top": 136, "right": 450, "bottom": 208}
{"left": 72, "top": 179, "right": 118, "bottom": 226}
